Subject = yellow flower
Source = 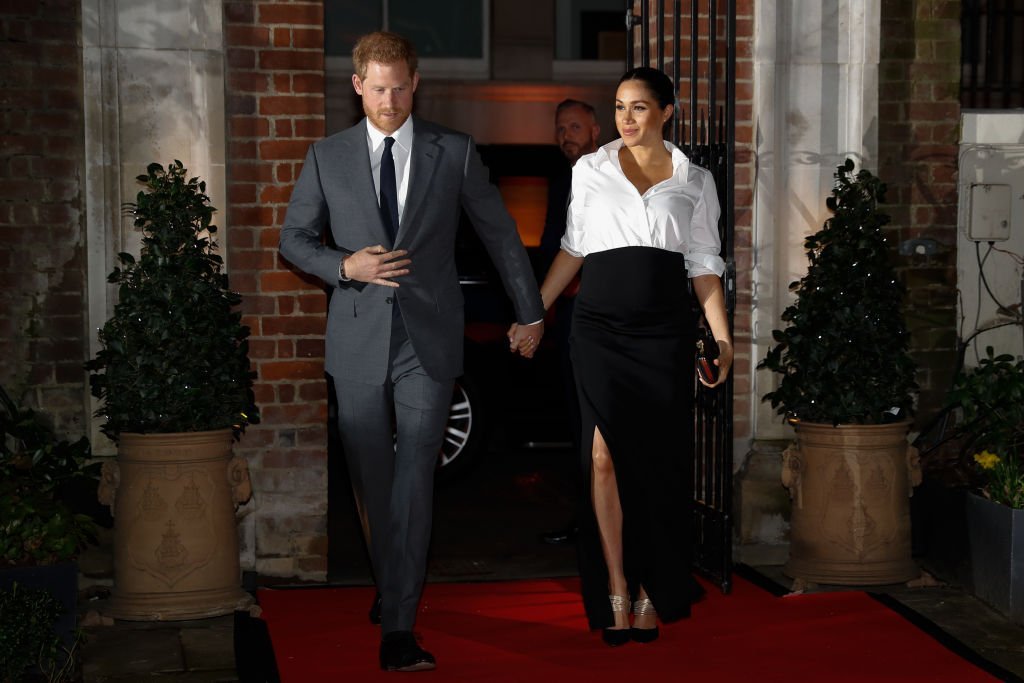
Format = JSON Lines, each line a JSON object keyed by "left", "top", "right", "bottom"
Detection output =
{"left": 974, "top": 450, "right": 1001, "bottom": 470}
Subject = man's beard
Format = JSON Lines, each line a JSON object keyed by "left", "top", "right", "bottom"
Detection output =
{"left": 561, "top": 143, "right": 582, "bottom": 163}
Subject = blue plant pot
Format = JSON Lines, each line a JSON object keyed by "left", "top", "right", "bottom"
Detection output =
{"left": 966, "top": 491, "right": 1024, "bottom": 624}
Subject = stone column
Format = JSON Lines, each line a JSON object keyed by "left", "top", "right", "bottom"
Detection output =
{"left": 751, "top": 0, "right": 881, "bottom": 441}
{"left": 736, "top": 0, "right": 881, "bottom": 555}
{"left": 81, "top": 0, "right": 227, "bottom": 451}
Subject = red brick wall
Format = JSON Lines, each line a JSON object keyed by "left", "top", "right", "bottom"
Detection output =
{"left": 879, "top": 0, "right": 961, "bottom": 426}
{"left": 224, "top": 0, "right": 328, "bottom": 577}
{"left": 0, "top": 0, "right": 87, "bottom": 434}
{"left": 644, "top": 0, "right": 755, "bottom": 443}
{"left": 731, "top": 0, "right": 754, "bottom": 445}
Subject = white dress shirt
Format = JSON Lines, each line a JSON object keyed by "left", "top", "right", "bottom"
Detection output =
{"left": 339, "top": 117, "right": 415, "bottom": 281}
{"left": 366, "top": 116, "right": 414, "bottom": 223}
{"left": 560, "top": 139, "right": 726, "bottom": 278}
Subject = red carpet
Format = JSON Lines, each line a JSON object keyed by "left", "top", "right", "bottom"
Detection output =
{"left": 257, "top": 576, "right": 1005, "bottom": 682}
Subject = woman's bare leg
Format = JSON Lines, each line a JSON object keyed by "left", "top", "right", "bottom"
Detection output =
{"left": 591, "top": 426, "right": 629, "bottom": 630}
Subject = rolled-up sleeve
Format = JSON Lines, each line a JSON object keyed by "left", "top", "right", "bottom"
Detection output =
{"left": 685, "top": 171, "right": 726, "bottom": 278}
{"left": 559, "top": 164, "right": 587, "bottom": 258}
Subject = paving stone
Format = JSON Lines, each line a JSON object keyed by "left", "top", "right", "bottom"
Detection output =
{"left": 82, "top": 626, "right": 184, "bottom": 680}
{"left": 180, "top": 617, "right": 236, "bottom": 671}
{"left": 88, "top": 673, "right": 236, "bottom": 683}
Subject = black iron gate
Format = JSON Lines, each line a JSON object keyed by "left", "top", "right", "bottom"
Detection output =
{"left": 625, "top": 0, "right": 736, "bottom": 593}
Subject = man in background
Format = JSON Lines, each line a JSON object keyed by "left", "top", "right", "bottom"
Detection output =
{"left": 538, "top": 99, "right": 600, "bottom": 546}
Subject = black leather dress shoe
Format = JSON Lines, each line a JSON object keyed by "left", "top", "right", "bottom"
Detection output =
{"left": 369, "top": 592, "right": 382, "bottom": 625}
{"left": 379, "top": 631, "right": 436, "bottom": 672}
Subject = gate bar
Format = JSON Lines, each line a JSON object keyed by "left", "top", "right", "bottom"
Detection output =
{"left": 657, "top": 0, "right": 665, "bottom": 73}
{"left": 689, "top": 0, "right": 698, "bottom": 151}
{"left": 673, "top": 0, "right": 682, "bottom": 145}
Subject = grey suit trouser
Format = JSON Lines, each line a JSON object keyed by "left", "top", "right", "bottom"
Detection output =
{"left": 332, "top": 306, "right": 453, "bottom": 634}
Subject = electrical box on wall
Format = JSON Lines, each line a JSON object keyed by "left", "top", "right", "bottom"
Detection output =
{"left": 968, "top": 183, "right": 1012, "bottom": 242}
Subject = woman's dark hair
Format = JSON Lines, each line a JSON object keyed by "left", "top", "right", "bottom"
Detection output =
{"left": 618, "top": 67, "right": 675, "bottom": 109}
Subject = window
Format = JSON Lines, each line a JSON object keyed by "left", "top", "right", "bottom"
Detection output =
{"left": 962, "top": 0, "right": 1024, "bottom": 108}
{"left": 553, "top": 0, "right": 625, "bottom": 80}
{"left": 324, "top": 0, "right": 489, "bottom": 78}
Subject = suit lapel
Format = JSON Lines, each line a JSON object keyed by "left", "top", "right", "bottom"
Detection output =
{"left": 332, "top": 120, "right": 391, "bottom": 244}
{"left": 399, "top": 119, "right": 442, "bottom": 245}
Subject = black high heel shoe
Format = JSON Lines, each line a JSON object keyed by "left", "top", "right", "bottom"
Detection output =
{"left": 630, "top": 597, "right": 659, "bottom": 643}
{"left": 602, "top": 595, "right": 631, "bottom": 647}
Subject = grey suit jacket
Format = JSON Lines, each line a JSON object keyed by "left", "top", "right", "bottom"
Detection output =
{"left": 279, "top": 117, "right": 545, "bottom": 384}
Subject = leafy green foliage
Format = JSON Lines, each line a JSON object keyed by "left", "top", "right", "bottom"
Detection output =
{"left": 951, "top": 348, "right": 1024, "bottom": 508}
{"left": 0, "top": 385, "right": 98, "bottom": 568}
{"left": 759, "top": 159, "right": 917, "bottom": 425}
{"left": 86, "top": 161, "right": 259, "bottom": 439}
{"left": 0, "top": 582, "right": 77, "bottom": 683}
{"left": 0, "top": 491, "right": 95, "bottom": 567}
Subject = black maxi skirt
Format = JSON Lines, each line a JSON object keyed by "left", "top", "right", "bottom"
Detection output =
{"left": 570, "top": 246, "right": 700, "bottom": 630}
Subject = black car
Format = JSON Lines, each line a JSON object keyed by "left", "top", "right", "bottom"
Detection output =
{"left": 438, "top": 144, "right": 573, "bottom": 479}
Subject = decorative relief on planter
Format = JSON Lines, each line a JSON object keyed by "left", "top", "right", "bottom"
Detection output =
{"left": 141, "top": 479, "right": 168, "bottom": 521}
{"left": 100, "top": 430, "right": 253, "bottom": 620}
{"left": 228, "top": 454, "right": 252, "bottom": 505}
{"left": 815, "top": 454, "right": 898, "bottom": 559}
{"left": 122, "top": 466, "right": 217, "bottom": 588}
{"left": 156, "top": 520, "right": 188, "bottom": 568}
{"left": 175, "top": 474, "right": 207, "bottom": 520}
{"left": 781, "top": 422, "right": 919, "bottom": 585}
{"left": 98, "top": 461, "right": 120, "bottom": 515}
{"left": 782, "top": 445, "right": 802, "bottom": 508}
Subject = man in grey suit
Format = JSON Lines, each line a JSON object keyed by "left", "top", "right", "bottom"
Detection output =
{"left": 278, "top": 32, "right": 544, "bottom": 672}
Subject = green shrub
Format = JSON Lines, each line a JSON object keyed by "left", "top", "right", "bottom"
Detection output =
{"left": 87, "top": 161, "right": 259, "bottom": 439}
{"left": 0, "top": 582, "right": 75, "bottom": 683}
{"left": 0, "top": 386, "right": 97, "bottom": 568}
{"left": 759, "top": 159, "right": 917, "bottom": 425}
{"left": 952, "top": 348, "right": 1024, "bottom": 508}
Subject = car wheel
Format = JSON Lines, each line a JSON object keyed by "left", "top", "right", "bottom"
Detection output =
{"left": 436, "top": 374, "right": 485, "bottom": 482}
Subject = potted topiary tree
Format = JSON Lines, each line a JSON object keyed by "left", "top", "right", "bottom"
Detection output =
{"left": 87, "top": 161, "right": 259, "bottom": 620}
{"left": 759, "top": 159, "right": 921, "bottom": 586}
{"left": 0, "top": 384, "right": 98, "bottom": 679}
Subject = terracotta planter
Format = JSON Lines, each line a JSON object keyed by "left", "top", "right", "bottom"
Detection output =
{"left": 782, "top": 421, "right": 920, "bottom": 585}
{"left": 98, "top": 430, "right": 253, "bottom": 620}
{"left": 966, "top": 491, "right": 1024, "bottom": 624}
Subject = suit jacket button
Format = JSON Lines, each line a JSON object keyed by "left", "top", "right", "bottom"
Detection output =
{"left": 385, "top": 297, "right": 393, "bottom": 304}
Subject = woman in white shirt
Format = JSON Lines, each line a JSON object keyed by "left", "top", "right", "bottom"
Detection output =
{"left": 515, "top": 67, "right": 732, "bottom": 646}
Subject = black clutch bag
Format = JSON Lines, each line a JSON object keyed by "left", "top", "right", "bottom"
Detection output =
{"left": 695, "top": 328, "right": 719, "bottom": 384}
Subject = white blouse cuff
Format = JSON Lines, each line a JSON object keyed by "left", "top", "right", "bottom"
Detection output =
{"left": 559, "top": 242, "right": 583, "bottom": 258}
{"left": 685, "top": 252, "right": 726, "bottom": 278}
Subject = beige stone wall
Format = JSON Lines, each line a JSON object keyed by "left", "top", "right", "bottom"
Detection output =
{"left": 80, "top": 0, "right": 228, "bottom": 452}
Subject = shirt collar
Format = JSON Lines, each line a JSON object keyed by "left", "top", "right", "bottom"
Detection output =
{"left": 366, "top": 115, "right": 414, "bottom": 152}
{"left": 597, "top": 138, "right": 690, "bottom": 177}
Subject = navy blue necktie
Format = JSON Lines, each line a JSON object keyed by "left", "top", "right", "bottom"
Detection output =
{"left": 379, "top": 136, "right": 399, "bottom": 243}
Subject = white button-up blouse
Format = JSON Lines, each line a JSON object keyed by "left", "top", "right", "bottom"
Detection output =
{"left": 560, "top": 139, "right": 726, "bottom": 278}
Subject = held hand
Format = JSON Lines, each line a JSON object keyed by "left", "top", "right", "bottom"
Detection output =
{"left": 343, "top": 245, "right": 411, "bottom": 288}
{"left": 508, "top": 321, "right": 545, "bottom": 359}
{"left": 506, "top": 323, "right": 519, "bottom": 351}
{"left": 700, "top": 339, "right": 734, "bottom": 388}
